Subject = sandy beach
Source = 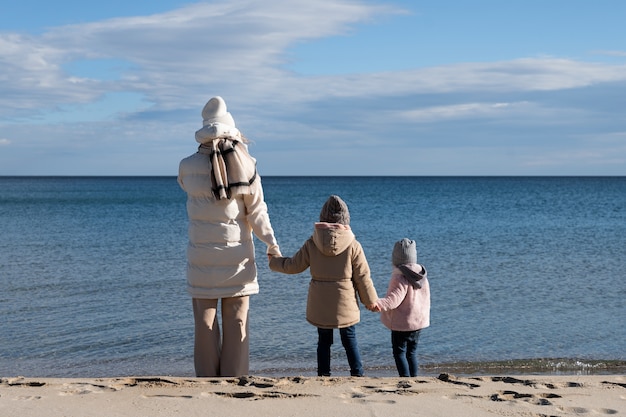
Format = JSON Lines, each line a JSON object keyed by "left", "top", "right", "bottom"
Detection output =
{"left": 2, "top": 374, "right": 624, "bottom": 417}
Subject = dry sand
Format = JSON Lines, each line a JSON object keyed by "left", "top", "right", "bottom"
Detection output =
{"left": 2, "top": 374, "right": 625, "bottom": 416}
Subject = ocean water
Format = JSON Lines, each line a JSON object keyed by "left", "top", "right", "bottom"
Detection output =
{"left": 1, "top": 176, "right": 624, "bottom": 378}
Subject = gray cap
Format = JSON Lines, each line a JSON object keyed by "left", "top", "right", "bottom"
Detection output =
{"left": 392, "top": 238, "right": 417, "bottom": 266}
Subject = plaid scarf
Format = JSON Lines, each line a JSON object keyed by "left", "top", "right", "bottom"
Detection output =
{"left": 199, "top": 139, "right": 257, "bottom": 200}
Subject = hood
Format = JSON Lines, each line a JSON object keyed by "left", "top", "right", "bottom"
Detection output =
{"left": 195, "top": 122, "right": 242, "bottom": 144}
{"left": 395, "top": 264, "right": 427, "bottom": 288}
{"left": 312, "top": 222, "right": 355, "bottom": 256}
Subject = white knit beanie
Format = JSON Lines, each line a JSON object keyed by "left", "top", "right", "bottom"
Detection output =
{"left": 201, "top": 96, "right": 236, "bottom": 128}
{"left": 392, "top": 238, "right": 417, "bottom": 266}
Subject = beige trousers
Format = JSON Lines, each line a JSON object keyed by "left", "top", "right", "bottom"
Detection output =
{"left": 192, "top": 296, "right": 250, "bottom": 377}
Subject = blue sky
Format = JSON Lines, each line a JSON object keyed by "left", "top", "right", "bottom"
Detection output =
{"left": 1, "top": 0, "right": 625, "bottom": 175}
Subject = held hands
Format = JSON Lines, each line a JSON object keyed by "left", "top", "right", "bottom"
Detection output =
{"left": 267, "top": 245, "right": 282, "bottom": 262}
{"left": 267, "top": 252, "right": 281, "bottom": 262}
{"left": 366, "top": 303, "right": 381, "bottom": 313}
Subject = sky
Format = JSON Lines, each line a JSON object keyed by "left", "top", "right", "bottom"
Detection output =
{"left": 1, "top": 0, "right": 625, "bottom": 176}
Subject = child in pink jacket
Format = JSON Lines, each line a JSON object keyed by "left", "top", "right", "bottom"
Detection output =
{"left": 374, "top": 238, "right": 430, "bottom": 377}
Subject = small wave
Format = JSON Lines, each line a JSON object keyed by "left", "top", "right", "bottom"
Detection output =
{"left": 253, "top": 358, "right": 626, "bottom": 378}
{"left": 418, "top": 358, "right": 626, "bottom": 376}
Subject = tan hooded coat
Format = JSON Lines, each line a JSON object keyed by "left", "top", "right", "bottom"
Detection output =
{"left": 269, "top": 223, "right": 378, "bottom": 329}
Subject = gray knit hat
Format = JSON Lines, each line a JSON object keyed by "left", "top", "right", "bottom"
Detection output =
{"left": 392, "top": 238, "right": 417, "bottom": 266}
{"left": 319, "top": 195, "right": 350, "bottom": 225}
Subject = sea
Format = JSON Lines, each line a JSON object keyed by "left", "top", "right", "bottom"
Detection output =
{"left": 1, "top": 176, "right": 624, "bottom": 378}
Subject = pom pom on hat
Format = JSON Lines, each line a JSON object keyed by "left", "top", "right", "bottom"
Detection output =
{"left": 201, "top": 96, "right": 236, "bottom": 128}
{"left": 392, "top": 238, "right": 417, "bottom": 266}
{"left": 319, "top": 195, "right": 350, "bottom": 225}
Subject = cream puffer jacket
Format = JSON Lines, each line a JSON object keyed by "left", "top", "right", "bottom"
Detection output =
{"left": 269, "top": 223, "right": 378, "bottom": 329}
{"left": 178, "top": 151, "right": 280, "bottom": 299}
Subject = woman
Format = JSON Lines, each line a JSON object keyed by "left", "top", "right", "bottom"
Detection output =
{"left": 178, "top": 96, "right": 281, "bottom": 377}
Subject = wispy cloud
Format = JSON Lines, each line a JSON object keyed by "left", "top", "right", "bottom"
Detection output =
{"left": 523, "top": 147, "right": 626, "bottom": 168}
{"left": 0, "top": 1, "right": 401, "bottom": 119}
{"left": 592, "top": 50, "right": 626, "bottom": 57}
{"left": 399, "top": 102, "right": 529, "bottom": 122}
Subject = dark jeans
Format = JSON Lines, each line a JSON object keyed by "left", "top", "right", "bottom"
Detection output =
{"left": 317, "top": 326, "right": 363, "bottom": 377}
{"left": 391, "top": 329, "right": 421, "bottom": 377}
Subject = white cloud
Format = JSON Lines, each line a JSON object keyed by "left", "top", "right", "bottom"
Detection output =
{"left": 0, "top": 0, "right": 625, "bottom": 175}
{"left": 0, "top": 34, "right": 105, "bottom": 118}
{"left": 0, "top": 138, "right": 11, "bottom": 145}
{"left": 523, "top": 147, "right": 626, "bottom": 168}
{"left": 399, "top": 101, "right": 530, "bottom": 122}
{"left": 592, "top": 50, "right": 626, "bottom": 57}
{"left": 0, "top": 0, "right": 404, "bottom": 120}
{"left": 336, "top": 58, "right": 626, "bottom": 95}
{"left": 2, "top": 1, "right": 625, "bottom": 118}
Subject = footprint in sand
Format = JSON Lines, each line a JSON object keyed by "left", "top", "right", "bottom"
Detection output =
{"left": 490, "top": 390, "right": 556, "bottom": 406}
{"left": 207, "top": 376, "right": 316, "bottom": 400}
{"left": 366, "top": 380, "right": 423, "bottom": 396}
{"left": 556, "top": 405, "right": 619, "bottom": 415}
{"left": 211, "top": 390, "right": 315, "bottom": 399}
{"left": 338, "top": 387, "right": 396, "bottom": 405}
{"left": 141, "top": 394, "right": 194, "bottom": 399}
{"left": 236, "top": 376, "right": 278, "bottom": 388}
{"left": 490, "top": 388, "right": 619, "bottom": 415}
{"left": 341, "top": 381, "right": 427, "bottom": 404}
{"left": 1, "top": 378, "right": 46, "bottom": 387}
{"left": 492, "top": 376, "right": 585, "bottom": 390}
{"left": 117, "top": 377, "right": 182, "bottom": 388}
{"left": 438, "top": 373, "right": 481, "bottom": 388}
{"left": 59, "top": 382, "right": 118, "bottom": 396}
{"left": 603, "top": 381, "right": 626, "bottom": 389}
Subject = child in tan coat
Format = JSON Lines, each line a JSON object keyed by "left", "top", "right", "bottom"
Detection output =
{"left": 269, "top": 195, "right": 378, "bottom": 376}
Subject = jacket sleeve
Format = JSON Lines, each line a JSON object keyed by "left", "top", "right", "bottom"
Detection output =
{"left": 376, "top": 275, "right": 408, "bottom": 312}
{"left": 242, "top": 179, "right": 281, "bottom": 256}
{"left": 177, "top": 161, "right": 186, "bottom": 191}
{"left": 269, "top": 239, "right": 311, "bottom": 274}
{"left": 351, "top": 241, "right": 378, "bottom": 306}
